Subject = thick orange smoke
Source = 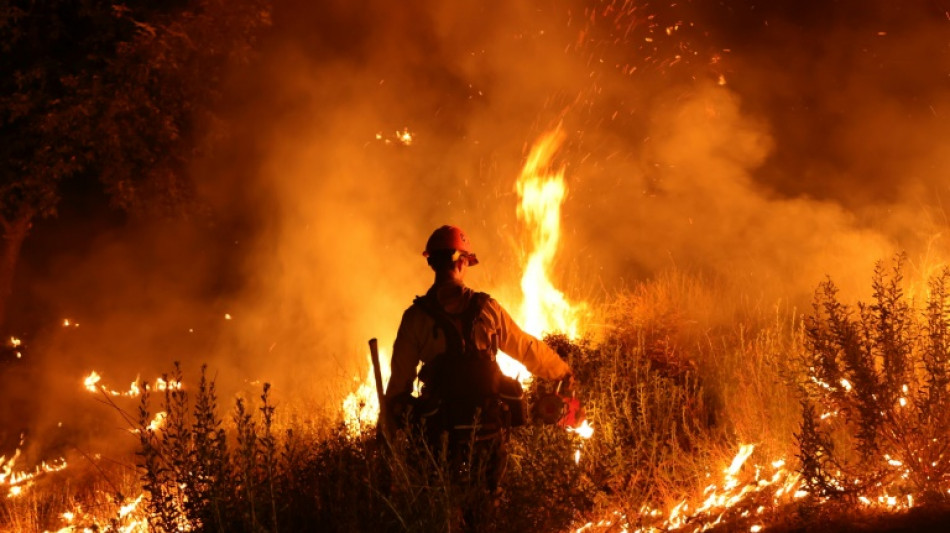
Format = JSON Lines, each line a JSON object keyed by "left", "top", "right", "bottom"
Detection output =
{"left": 6, "top": 0, "right": 950, "bottom": 467}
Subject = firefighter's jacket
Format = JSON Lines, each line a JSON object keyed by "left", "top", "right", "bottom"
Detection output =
{"left": 385, "top": 279, "right": 571, "bottom": 402}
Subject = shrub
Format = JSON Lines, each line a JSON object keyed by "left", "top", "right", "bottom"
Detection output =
{"left": 132, "top": 362, "right": 593, "bottom": 532}
{"left": 798, "top": 254, "right": 950, "bottom": 505}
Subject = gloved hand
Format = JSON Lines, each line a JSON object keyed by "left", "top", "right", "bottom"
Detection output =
{"left": 558, "top": 373, "right": 576, "bottom": 396}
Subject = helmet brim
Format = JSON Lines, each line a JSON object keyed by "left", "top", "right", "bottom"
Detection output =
{"left": 422, "top": 250, "right": 479, "bottom": 266}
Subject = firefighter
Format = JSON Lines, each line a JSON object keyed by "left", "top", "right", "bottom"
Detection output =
{"left": 384, "top": 225, "right": 574, "bottom": 506}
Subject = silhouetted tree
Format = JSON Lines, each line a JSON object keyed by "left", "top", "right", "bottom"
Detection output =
{"left": 0, "top": 0, "right": 270, "bottom": 328}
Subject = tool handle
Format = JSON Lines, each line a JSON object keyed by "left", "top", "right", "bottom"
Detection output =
{"left": 369, "top": 338, "right": 391, "bottom": 444}
{"left": 369, "top": 338, "right": 384, "bottom": 408}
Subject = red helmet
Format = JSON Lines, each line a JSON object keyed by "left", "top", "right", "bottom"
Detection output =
{"left": 423, "top": 225, "right": 479, "bottom": 266}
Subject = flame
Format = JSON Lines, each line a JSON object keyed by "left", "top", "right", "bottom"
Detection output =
{"left": 0, "top": 448, "right": 68, "bottom": 499}
{"left": 83, "top": 371, "right": 102, "bottom": 393}
{"left": 342, "top": 347, "right": 390, "bottom": 437}
{"left": 498, "top": 126, "right": 586, "bottom": 380}
{"left": 569, "top": 419, "right": 595, "bottom": 439}
{"left": 575, "top": 444, "right": 809, "bottom": 532}
{"left": 131, "top": 411, "right": 168, "bottom": 434}
{"left": 118, "top": 493, "right": 145, "bottom": 518}
{"left": 83, "top": 371, "right": 181, "bottom": 397}
{"left": 508, "top": 127, "right": 597, "bottom": 460}
{"left": 46, "top": 493, "right": 148, "bottom": 533}
{"left": 514, "top": 125, "right": 583, "bottom": 340}
{"left": 573, "top": 439, "right": 925, "bottom": 532}
{"left": 570, "top": 420, "right": 595, "bottom": 464}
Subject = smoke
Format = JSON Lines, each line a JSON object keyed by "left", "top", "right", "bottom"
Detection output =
{"left": 205, "top": 0, "right": 594, "bottom": 399}
{"left": 557, "top": 0, "right": 950, "bottom": 303}
{"left": 6, "top": 0, "right": 950, "bottom": 457}
{"left": 222, "top": 0, "right": 950, "bottom": 394}
{"left": 219, "top": 0, "right": 950, "bottom": 400}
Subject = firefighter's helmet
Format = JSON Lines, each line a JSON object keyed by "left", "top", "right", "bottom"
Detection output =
{"left": 423, "top": 225, "right": 479, "bottom": 266}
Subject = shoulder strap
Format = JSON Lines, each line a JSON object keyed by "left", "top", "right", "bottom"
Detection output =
{"left": 413, "top": 290, "right": 490, "bottom": 356}
{"left": 461, "top": 292, "right": 491, "bottom": 354}
{"left": 414, "top": 292, "right": 464, "bottom": 355}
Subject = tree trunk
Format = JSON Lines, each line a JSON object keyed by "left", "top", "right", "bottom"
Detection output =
{"left": 0, "top": 212, "right": 33, "bottom": 331}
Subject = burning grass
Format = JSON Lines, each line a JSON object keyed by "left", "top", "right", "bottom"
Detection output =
{"left": 8, "top": 261, "right": 950, "bottom": 531}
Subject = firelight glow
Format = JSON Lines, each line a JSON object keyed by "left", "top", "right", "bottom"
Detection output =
{"left": 342, "top": 347, "right": 391, "bottom": 436}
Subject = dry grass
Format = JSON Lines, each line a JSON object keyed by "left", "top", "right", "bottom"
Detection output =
{"left": 8, "top": 263, "right": 950, "bottom": 532}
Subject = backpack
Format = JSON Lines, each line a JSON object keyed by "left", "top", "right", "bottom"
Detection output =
{"left": 414, "top": 290, "right": 526, "bottom": 431}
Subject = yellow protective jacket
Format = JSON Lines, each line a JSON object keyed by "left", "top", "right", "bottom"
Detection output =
{"left": 385, "top": 280, "right": 571, "bottom": 401}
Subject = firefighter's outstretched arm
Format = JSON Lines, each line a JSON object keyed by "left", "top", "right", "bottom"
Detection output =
{"left": 491, "top": 300, "right": 571, "bottom": 380}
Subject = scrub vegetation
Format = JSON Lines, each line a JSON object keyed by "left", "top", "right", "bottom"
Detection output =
{"left": 6, "top": 258, "right": 950, "bottom": 532}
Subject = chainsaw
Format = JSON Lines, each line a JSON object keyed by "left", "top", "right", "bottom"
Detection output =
{"left": 532, "top": 375, "right": 586, "bottom": 429}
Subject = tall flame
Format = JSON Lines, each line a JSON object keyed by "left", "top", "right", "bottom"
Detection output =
{"left": 515, "top": 126, "right": 581, "bottom": 339}
{"left": 498, "top": 126, "right": 584, "bottom": 380}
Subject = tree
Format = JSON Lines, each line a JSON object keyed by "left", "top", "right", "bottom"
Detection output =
{"left": 0, "top": 0, "right": 271, "bottom": 329}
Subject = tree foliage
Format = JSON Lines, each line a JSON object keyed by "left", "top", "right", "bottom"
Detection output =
{"left": 2, "top": 0, "right": 270, "bottom": 218}
{"left": 0, "top": 0, "right": 270, "bottom": 326}
{"left": 97, "top": 0, "right": 271, "bottom": 215}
